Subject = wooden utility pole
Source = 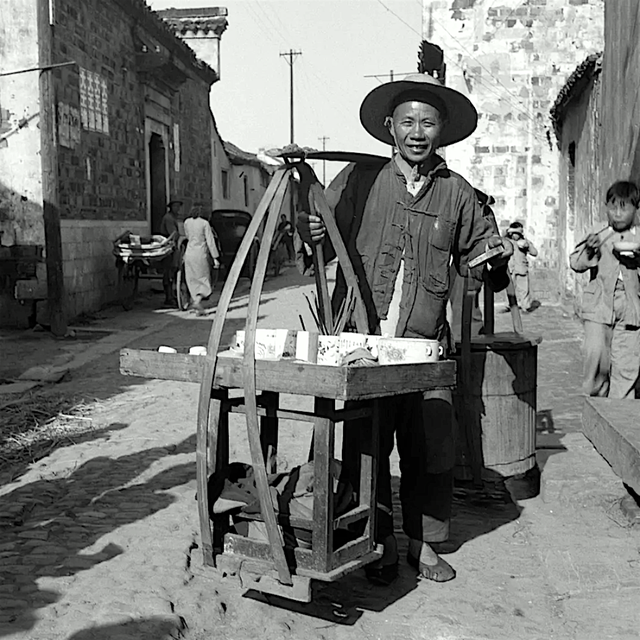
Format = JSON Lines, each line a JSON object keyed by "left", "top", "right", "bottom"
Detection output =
{"left": 280, "top": 49, "right": 302, "bottom": 144}
{"left": 318, "top": 136, "right": 329, "bottom": 185}
{"left": 37, "top": 0, "right": 67, "bottom": 336}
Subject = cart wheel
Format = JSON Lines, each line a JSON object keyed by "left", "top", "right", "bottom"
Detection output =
{"left": 176, "top": 267, "right": 191, "bottom": 311}
{"left": 118, "top": 261, "right": 138, "bottom": 310}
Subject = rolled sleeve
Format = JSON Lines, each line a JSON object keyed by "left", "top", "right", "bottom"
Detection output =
{"left": 453, "top": 190, "right": 507, "bottom": 290}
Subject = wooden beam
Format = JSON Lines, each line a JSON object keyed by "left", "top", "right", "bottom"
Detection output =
{"left": 582, "top": 397, "right": 640, "bottom": 495}
{"left": 37, "top": 0, "right": 67, "bottom": 336}
{"left": 120, "top": 349, "right": 457, "bottom": 400}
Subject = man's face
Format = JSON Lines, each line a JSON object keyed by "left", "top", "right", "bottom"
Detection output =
{"left": 607, "top": 199, "right": 637, "bottom": 231}
{"left": 387, "top": 101, "right": 445, "bottom": 166}
{"left": 169, "top": 203, "right": 182, "bottom": 216}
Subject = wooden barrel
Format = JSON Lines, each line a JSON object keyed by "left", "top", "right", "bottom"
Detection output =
{"left": 452, "top": 333, "right": 541, "bottom": 481}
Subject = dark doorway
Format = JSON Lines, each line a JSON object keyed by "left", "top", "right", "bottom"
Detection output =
{"left": 149, "top": 133, "right": 167, "bottom": 234}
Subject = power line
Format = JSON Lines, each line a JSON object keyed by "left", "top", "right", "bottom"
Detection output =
{"left": 490, "top": 2, "right": 525, "bottom": 34}
{"left": 375, "top": 0, "right": 422, "bottom": 37}
{"left": 297, "top": 66, "right": 325, "bottom": 134}
{"left": 405, "top": 0, "right": 540, "bottom": 127}
{"left": 364, "top": 70, "right": 414, "bottom": 83}
{"left": 250, "top": 0, "right": 289, "bottom": 47}
{"left": 254, "top": 0, "right": 290, "bottom": 41}
{"left": 243, "top": 1, "right": 282, "bottom": 49}
{"left": 381, "top": 1, "right": 546, "bottom": 143}
{"left": 427, "top": 18, "right": 540, "bottom": 126}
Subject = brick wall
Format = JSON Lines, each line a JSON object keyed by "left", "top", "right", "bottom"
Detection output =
{"left": 425, "top": 0, "right": 604, "bottom": 302}
{"left": 43, "top": 0, "right": 214, "bottom": 318}
{"left": 174, "top": 79, "right": 212, "bottom": 208}
{"left": 52, "top": 0, "right": 147, "bottom": 222}
{"left": 59, "top": 219, "right": 147, "bottom": 319}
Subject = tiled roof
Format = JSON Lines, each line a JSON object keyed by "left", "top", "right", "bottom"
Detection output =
{"left": 550, "top": 52, "right": 603, "bottom": 144}
{"left": 114, "top": 0, "right": 218, "bottom": 84}
{"left": 223, "top": 140, "right": 273, "bottom": 172}
{"left": 157, "top": 7, "right": 228, "bottom": 37}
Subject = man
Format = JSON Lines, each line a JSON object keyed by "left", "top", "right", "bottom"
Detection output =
{"left": 297, "top": 73, "right": 512, "bottom": 584}
{"left": 160, "top": 199, "right": 182, "bottom": 306}
{"left": 504, "top": 221, "right": 538, "bottom": 312}
{"left": 277, "top": 213, "right": 295, "bottom": 261}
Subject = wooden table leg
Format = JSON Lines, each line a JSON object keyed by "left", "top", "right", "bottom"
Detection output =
{"left": 197, "top": 389, "right": 228, "bottom": 566}
{"left": 360, "top": 399, "right": 379, "bottom": 544}
{"left": 312, "top": 397, "right": 335, "bottom": 574}
{"left": 259, "top": 392, "right": 279, "bottom": 473}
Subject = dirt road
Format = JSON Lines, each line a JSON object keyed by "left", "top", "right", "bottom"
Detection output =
{"left": 1, "top": 266, "right": 639, "bottom": 640}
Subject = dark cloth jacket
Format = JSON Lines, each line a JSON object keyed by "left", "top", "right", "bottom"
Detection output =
{"left": 318, "top": 156, "right": 507, "bottom": 340}
{"left": 570, "top": 225, "right": 640, "bottom": 326}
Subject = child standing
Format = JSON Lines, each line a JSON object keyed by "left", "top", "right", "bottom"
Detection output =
{"left": 570, "top": 180, "right": 640, "bottom": 399}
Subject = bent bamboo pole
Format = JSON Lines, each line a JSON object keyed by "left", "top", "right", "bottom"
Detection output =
{"left": 196, "top": 168, "right": 289, "bottom": 566}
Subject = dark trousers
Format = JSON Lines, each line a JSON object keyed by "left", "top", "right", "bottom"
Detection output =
{"left": 342, "top": 389, "right": 455, "bottom": 544}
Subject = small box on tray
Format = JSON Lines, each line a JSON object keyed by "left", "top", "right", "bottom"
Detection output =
{"left": 234, "top": 329, "right": 298, "bottom": 360}
{"left": 231, "top": 330, "right": 439, "bottom": 366}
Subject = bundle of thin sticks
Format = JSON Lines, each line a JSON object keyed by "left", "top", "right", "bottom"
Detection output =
{"left": 302, "top": 286, "right": 356, "bottom": 335}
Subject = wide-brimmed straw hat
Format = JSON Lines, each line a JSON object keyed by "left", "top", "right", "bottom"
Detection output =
{"left": 167, "top": 199, "right": 184, "bottom": 208}
{"left": 359, "top": 73, "right": 478, "bottom": 147}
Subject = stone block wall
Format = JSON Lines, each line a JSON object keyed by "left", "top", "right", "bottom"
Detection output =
{"left": 425, "top": 0, "right": 604, "bottom": 302}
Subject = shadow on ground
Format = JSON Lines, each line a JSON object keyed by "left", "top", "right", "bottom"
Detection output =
{"left": 0, "top": 435, "right": 198, "bottom": 636}
{"left": 65, "top": 616, "right": 185, "bottom": 640}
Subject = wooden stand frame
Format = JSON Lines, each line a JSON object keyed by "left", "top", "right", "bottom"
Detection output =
{"left": 118, "top": 158, "right": 457, "bottom": 601}
{"left": 188, "top": 159, "right": 458, "bottom": 600}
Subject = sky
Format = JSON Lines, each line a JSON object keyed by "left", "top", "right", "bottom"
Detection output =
{"left": 148, "top": 0, "right": 425, "bottom": 182}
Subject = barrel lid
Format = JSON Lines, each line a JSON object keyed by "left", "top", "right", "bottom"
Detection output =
{"left": 455, "top": 332, "right": 542, "bottom": 352}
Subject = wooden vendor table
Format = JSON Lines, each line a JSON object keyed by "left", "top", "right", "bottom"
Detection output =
{"left": 120, "top": 348, "right": 456, "bottom": 601}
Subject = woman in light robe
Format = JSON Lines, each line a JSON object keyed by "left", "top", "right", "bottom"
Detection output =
{"left": 183, "top": 206, "right": 220, "bottom": 315}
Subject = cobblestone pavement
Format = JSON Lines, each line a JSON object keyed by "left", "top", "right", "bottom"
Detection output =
{"left": 1, "top": 268, "right": 639, "bottom": 640}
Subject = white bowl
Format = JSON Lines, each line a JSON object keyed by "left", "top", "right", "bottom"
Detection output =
{"left": 377, "top": 337, "right": 443, "bottom": 365}
{"left": 613, "top": 240, "right": 640, "bottom": 254}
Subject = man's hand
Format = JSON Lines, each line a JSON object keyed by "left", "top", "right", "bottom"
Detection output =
{"left": 486, "top": 235, "right": 513, "bottom": 268}
{"left": 297, "top": 212, "right": 326, "bottom": 245}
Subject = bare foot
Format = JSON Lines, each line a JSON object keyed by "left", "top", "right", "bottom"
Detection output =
{"left": 408, "top": 538, "right": 456, "bottom": 582}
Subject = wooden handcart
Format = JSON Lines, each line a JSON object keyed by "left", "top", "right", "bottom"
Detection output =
{"left": 112, "top": 231, "right": 177, "bottom": 310}
{"left": 120, "top": 153, "right": 457, "bottom": 602}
